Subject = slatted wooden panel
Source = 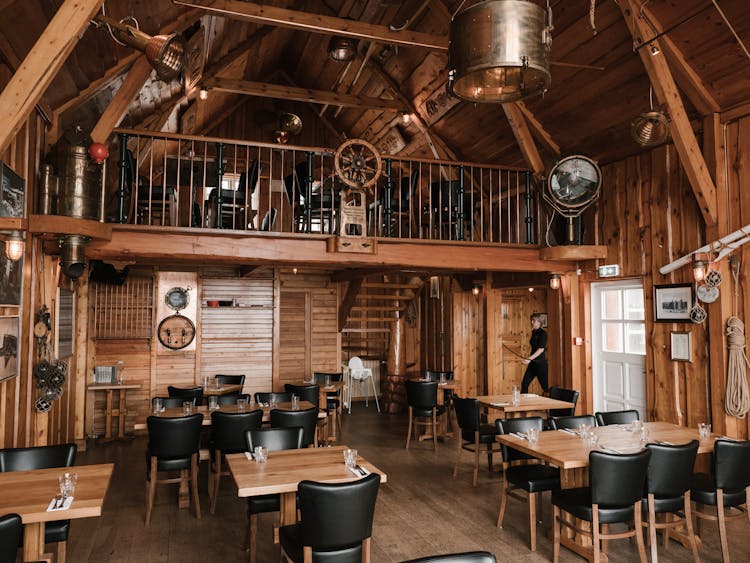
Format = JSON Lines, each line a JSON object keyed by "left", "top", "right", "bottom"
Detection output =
{"left": 278, "top": 291, "right": 307, "bottom": 387}
{"left": 451, "top": 288, "right": 485, "bottom": 397}
{"left": 200, "top": 275, "right": 274, "bottom": 396}
{"left": 93, "top": 276, "right": 153, "bottom": 339}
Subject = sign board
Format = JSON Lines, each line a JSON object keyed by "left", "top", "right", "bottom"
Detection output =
{"left": 598, "top": 264, "right": 620, "bottom": 277}
{"left": 418, "top": 82, "right": 461, "bottom": 126}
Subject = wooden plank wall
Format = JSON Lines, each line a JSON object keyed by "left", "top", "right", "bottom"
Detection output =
{"left": 421, "top": 276, "right": 453, "bottom": 373}
{"left": 451, "top": 285, "right": 485, "bottom": 397}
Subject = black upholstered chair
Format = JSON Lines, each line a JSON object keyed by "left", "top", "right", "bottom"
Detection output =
{"left": 691, "top": 439, "right": 750, "bottom": 562}
{"left": 0, "top": 443, "right": 76, "bottom": 562}
{"left": 245, "top": 427, "right": 305, "bottom": 563}
{"left": 260, "top": 207, "right": 278, "bottom": 231}
{"left": 0, "top": 514, "right": 21, "bottom": 563}
{"left": 496, "top": 417, "right": 560, "bottom": 551}
{"left": 152, "top": 396, "right": 193, "bottom": 410}
{"left": 279, "top": 473, "right": 381, "bottom": 562}
{"left": 595, "top": 409, "right": 640, "bottom": 426}
{"left": 215, "top": 374, "right": 246, "bottom": 387}
{"left": 452, "top": 396, "right": 500, "bottom": 486}
{"left": 314, "top": 372, "right": 344, "bottom": 440}
{"left": 167, "top": 385, "right": 204, "bottom": 406}
{"left": 643, "top": 440, "right": 700, "bottom": 563}
{"left": 145, "top": 414, "right": 203, "bottom": 525}
{"left": 400, "top": 552, "right": 497, "bottom": 563}
{"left": 271, "top": 407, "right": 319, "bottom": 448}
{"left": 254, "top": 391, "right": 293, "bottom": 405}
{"left": 209, "top": 410, "right": 263, "bottom": 514}
{"left": 284, "top": 384, "right": 320, "bottom": 409}
{"left": 549, "top": 414, "right": 597, "bottom": 431}
{"left": 548, "top": 387, "right": 579, "bottom": 417}
{"left": 552, "top": 449, "right": 651, "bottom": 562}
{"left": 405, "top": 380, "right": 446, "bottom": 451}
{"left": 217, "top": 392, "right": 251, "bottom": 407}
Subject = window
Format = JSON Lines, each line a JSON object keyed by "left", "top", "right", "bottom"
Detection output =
{"left": 599, "top": 288, "right": 645, "bottom": 355}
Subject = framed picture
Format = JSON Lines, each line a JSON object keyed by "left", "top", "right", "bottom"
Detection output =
{"left": 0, "top": 316, "right": 19, "bottom": 381}
{"left": 538, "top": 313, "right": 548, "bottom": 328}
{"left": 653, "top": 283, "right": 694, "bottom": 322}
{"left": 0, "top": 161, "right": 24, "bottom": 218}
{"left": 670, "top": 331, "right": 692, "bottom": 362}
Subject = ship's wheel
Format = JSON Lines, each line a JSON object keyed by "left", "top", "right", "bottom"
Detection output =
{"left": 334, "top": 138, "right": 382, "bottom": 189}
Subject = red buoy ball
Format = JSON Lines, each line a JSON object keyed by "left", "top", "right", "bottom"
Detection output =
{"left": 88, "top": 143, "right": 109, "bottom": 164}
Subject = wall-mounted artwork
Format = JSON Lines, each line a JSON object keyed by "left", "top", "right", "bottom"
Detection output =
{"left": 0, "top": 316, "right": 19, "bottom": 381}
{"left": 0, "top": 161, "right": 24, "bottom": 218}
{"left": 653, "top": 283, "right": 694, "bottom": 322}
{"left": 0, "top": 251, "right": 22, "bottom": 306}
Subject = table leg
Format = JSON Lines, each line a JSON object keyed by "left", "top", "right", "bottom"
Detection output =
{"left": 23, "top": 522, "right": 45, "bottom": 562}
{"left": 103, "top": 389, "right": 114, "bottom": 441}
{"left": 117, "top": 389, "right": 127, "bottom": 439}
{"left": 279, "top": 492, "right": 298, "bottom": 526}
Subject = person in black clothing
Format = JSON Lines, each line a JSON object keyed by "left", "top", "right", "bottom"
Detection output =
{"left": 521, "top": 313, "right": 548, "bottom": 393}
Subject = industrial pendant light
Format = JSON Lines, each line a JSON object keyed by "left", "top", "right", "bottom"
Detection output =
{"left": 631, "top": 87, "right": 669, "bottom": 147}
{"left": 3, "top": 231, "right": 24, "bottom": 261}
{"left": 327, "top": 35, "right": 358, "bottom": 62}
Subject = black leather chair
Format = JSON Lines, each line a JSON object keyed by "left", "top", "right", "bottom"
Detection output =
{"left": 552, "top": 449, "right": 651, "bottom": 562}
{"left": 496, "top": 417, "right": 560, "bottom": 551}
{"left": 271, "top": 407, "right": 319, "bottom": 448}
{"left": 595, "top": 409, "right": 639, "bottom": 426}
{"left": 254, "top": 391, "right": 293, "bottom": 405}
{"left": 215, "top": 374, "right": 246, "bottom": 387}
{"left": 216, "top": 392, "right": 251, "bottom": 407}
{"left": 376, "top": 168, "right": 419, "bottom": 237}
{"left": 145, "top": 414, "right": 203, "bottom": 525}
{"left": 209, "top": 410, "right": 263, "bottom": 514}
{"left": 691, "top": 439, "right": 750, "bottom": 563}
{"left": 549, "top": 415, "right": 597, "bottom": 431}
{"left": 643, "top": 440, "right": 700, "bottom": 563}
{"left": 405, "top": 380, "right": 446, "bottom": 451}
{"left": 167, "top": 385, "right": 204, "bottom": 406}
{"left": 245, "top": 427, "right": 305, "bottom": 563}
{"left": 452, "top": 396, "right": 500, "bottom": 486}
{"left": 401, "top": 552, "right": 497, "bottom": 563}
{"left": 279, "top": 473, "right": 381, "bottom": 562}
{"left": 0, "top": 444, "right": 76, "bottom": 562}
{"left": 206, "top": 159, "right": 260, "bottom": 229}
{"left": 260, "top": 207, "right": 278, "bottom": 231}
{"left": 152, "top": 396, "right": 194, "bottom": 410}
{"left": 0, "top": 514, "right": 21, "bottom": 563}
{"left": 314, "top": 372, "right": 344, "bottom": 440}
{"left": 548, "top": 387, "right": 579, "bottom": 417}
{"left": 284, "top": 384, "right": 320, "bottom": 409}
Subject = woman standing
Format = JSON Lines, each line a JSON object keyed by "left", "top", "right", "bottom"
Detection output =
{"left": 521, "top": 313, "right": 548, "bottom": 393}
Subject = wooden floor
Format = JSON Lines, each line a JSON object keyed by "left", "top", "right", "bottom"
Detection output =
{"left": 68, "top": 407, "right": 749, "bottom": 562}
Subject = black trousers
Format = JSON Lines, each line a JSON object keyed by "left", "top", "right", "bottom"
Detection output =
{"left": 521, "top": 361, "right": 548, "bottom": 393}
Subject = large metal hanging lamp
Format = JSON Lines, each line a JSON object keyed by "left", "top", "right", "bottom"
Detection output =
{"left": 631, "top": 87, "right": 670, "bottom": 147}
{"left": 448, "top": 0, "right": 553, "bottom": 103}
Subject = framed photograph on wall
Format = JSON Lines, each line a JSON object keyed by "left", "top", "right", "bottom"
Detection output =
{"left": 653, "top": 283, "right": 694, "bottom": 322}
{"left": 670, "top": 331, "right": 692, "bottom": 362}
{"left": 0, "top": 316, "right": 19, "bottom": 381}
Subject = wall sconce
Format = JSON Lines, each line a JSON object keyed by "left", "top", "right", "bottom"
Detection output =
{"left": 549, "top": 274, "right": 561, "bottom": 290}
{"left": 3, "top": 231, "right": 24, "bottom": 261}
{"left": 528, "top": 287, "right": 535, "bottom": 293}
{"left": 198, "top": 88, "right": 208, "bottom": 100}
{"left": 472, "top": 284, "right": 480, "bottom": 296}
{"left": 692, "top": 259, "right": 706, "bottom": 282}
{"left": 649, "top": 43, "right": 661, "bottom": 56}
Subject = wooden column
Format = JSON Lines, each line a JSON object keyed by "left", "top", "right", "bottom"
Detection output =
{"left": 384, "top": 289, "right": 407, "bottom": 413}
{"left": 73, "top": 271, "right": 89, "bottom": 449}
{"left": 561, "top": 272, "right": 586, "bottom": 414}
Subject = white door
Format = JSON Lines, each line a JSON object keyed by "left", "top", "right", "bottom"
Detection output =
{"left": 591, "top": 281, "right": 647, "bottom": 419}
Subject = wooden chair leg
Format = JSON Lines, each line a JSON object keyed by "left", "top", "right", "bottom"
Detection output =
{"left": 529, "top": 491, "right": 537, "bottom": 551}
{"left": 191, "top": 453, "right": 201, "bottom": 520}
{"left": 303, "top": 545, "right": 313, "bottom": 563}
{"left": 592, "top": 504, "right": 601, "bottom": 563}
{"left": 647, "top": 494, "right": 658, "bottom": 563}
{"left": 145, "top": 458, "right": 157, "bottom": 526}
{"left": 601, "top": 523, "right": 609, "bottom": 554}
{"left": 634, "top": 500, "right": 648, "bottom": 563}
{"left": 553, "top": 505, "right": 561, "bottom": 563}
{"left": 432, "top": 409, "right": 438, "bottom": 451}
{"left": 453, "top": 434, "right": 462, "bottom": 478}
{"left": 210, "top": 451, "right": 222, "bottom": 515}
{"left": 362, "top": 537, "right": 372, "bottom": 563}
{"left": 717, "top": 489, "right": 730, "bottom": 563}
{"left": 683, "top": 493, "right": 701, "bottom": 563}
{"left": 248, "top": 514, "right": 258, "bottom": 563}
{"left": 55, "top": 540, "right": 66, "bottom": 563}
{"left": 497, "top": 476, "right": 508, "bottom": 528}
{"left": 473, "top": 433, "right": 480, "bottom": 486}
{"left": 405, "top": 407, "right": 413, "bottom": 449}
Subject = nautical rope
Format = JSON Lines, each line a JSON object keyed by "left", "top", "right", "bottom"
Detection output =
{"left": 725, "top": 316, "right": 750, "bottom": 418}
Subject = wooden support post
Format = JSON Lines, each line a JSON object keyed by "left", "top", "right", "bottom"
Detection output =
{"left": 561, "top": 272, "right": 586, "bottom": 413}
{"left": 73, "top": 271, "right": 89, "bottom": 449}
{"left": 385, "top": 287, "right": 407, "bottom": 414}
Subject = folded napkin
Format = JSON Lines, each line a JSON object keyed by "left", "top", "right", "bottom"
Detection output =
{"left": 521, "top": 393, "right": 538, "bottom": 397}
{"left": 599, "top": 447, "right": 622, "bottom": 454}
{"left": 491, "top": 401, "right": 510, "bottom": 406}
{"left": 47, "top": 496, "right": 73, "bottom": 512}
{"left": 348, "top": 465, "right": 371, "bottom": 477}
{"left": 558, "top": 428, "right": 578, "bottom": 436}
{"left": 719, "top": 436, "right": 741, "bottom": 441}
{"left": 511, "top": 432, "right": 528, "bottom": 440}
{"left": 657, "top": 441, "right": 675, "bottom": 446}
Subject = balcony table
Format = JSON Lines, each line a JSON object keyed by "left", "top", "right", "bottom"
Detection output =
{"left": 0, "top": 463, "right": 113, "bottom": 562}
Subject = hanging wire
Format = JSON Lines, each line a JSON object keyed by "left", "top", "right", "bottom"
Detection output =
{"left": 710, "top": 0, "right": 750, "bottom": 62}
{"left": 96, "top": 3, "right": 141, "bottom": 47}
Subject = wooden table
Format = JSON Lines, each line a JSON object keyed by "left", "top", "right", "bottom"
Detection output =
{"left": 226, "top": 445, "right": 387, "bottom": 526}
{"left": 87, "top": 383, "right": 141, "bottom": 442}
{"left": 496, "top": 422, "right": 716, "bottom": 561}
{"left": 203, "top": 384, "right": 243, "bottom": 396}
{"left": 476, "top": 393, "right": 574, "bottom": 417}
{"left": 0, "top": 463, "right": 114, "bottom": 562}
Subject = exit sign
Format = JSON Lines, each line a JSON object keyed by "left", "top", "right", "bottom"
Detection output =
{"left": 598, "top": 264, "right": 620, "bottom": 277}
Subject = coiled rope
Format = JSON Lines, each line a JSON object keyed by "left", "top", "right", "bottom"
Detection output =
{"left": 726, "top": 316, "right": 750, "bottom": 418}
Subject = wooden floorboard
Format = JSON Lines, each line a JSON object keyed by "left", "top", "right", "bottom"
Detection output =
{"left": 69, "top": 408, "right": 749, "bottom": 562}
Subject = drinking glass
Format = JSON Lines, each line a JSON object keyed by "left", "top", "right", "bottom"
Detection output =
{"left": 208, "top": 395, "right": 218, "bottom": 411}
{"left": 526, "top": 427, "right": 539, "bottom": 445}
{"left": 639, "top": 426, "right": 650, "bottom": 446}
{"left": 511, "top": 385, "right": 520, "bottom": 406}
{"left": 183, "top": 401, "right": 193, "bottom": 415}
{"left": 630, "top": 420, "right": 643, "bottom": 433}
{"left": 439, "top": 373, "right": 446, "bottom": 385}
{"left": 237, "top": 397, "right": 248, "bottom": 412}
{"left": 587, "top": 434, "right": 599, "bottom": 449}
{"left": 203, "top": 376, "right": 209, "bottom": 389}
{"left": 698, "top": 422, "right": 711, "bottom": 439}
{"left": 254, "top": 446, "right": 268, "bottom": 463}
{"left": 215, "top": 378, "right": 221, "bottom": 389}
{"left": 153, "top": 398, "right": 164, "bottom": 415}
{"left": 343, "top": 448, "right": 358, "bottom": 468}
{"left": 579, "top": 424, "right": 591, "bottom": 441}
{"left": 59, "top": 472, "right": 77, "bottom": 499}
{"left": 325, "top": 375, "right": 332, "bottom": 387}
{"left": 291, "top": 394, "right": 299, "bottom": 410}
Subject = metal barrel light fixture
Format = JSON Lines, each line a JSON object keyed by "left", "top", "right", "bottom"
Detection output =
{"left": 448, "top": 0, "right": 553, "bottom": 103}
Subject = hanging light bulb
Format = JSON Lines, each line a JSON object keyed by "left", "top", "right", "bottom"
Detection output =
{"left": 327, "top": 35, "right": 358, "bottom": 62}
{"left": 692, "top": 259, "right": 707, "bottom": 282}
{"left": 528, "top": 287, "right": 535, "bottom": 293}
{"left": 198, "top": 88, "right": 208, "bottom": 101}
{"left": 472, "top": 285, "right": 480, "bottom": 296}
{"left": 549, "top": 274, "right": 561, "bottom": 290}
{"left": 3, "top": 231, "right": 24, "bottom": 261}
{"left": 400, "top": 111, "right": 412, "bottom": 125}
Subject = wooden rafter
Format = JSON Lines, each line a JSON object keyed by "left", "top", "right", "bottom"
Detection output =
{"left": 277, "top": 71, "right": 345, "bottom": 143}
{"left": 515, "top": 102, "right": 561, "bottom": 157}
{"left": 173, "top": 0, "right": 449, "bottom": 51}
{"left": 0, "top": 33, "right": 53, "bottom": 122}
{"left": 202, "top": 77, "right": 408, "bottom": 112}
{"left": 619, "top": 0, "right": 718, "bottom": 225}
{"left": 203, "top": 26, "right": 274, "bottom": 78}
{"left": 502, "top": 103, "right": 545, "bottom": 178}
{"left": 0, "top": 0, "right": 103, "bottom": 153}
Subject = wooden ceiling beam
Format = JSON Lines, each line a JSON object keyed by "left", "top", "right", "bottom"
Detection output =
{"left": 0, "top": 33, "right": 54, "bottom": 122}
{"left": 202, "top": 77, "right": 408, "bottom": 112}
{"left": 203, "top": 25, "right": 275, "bottom": 79}
{"left": 620, "top": 0, "right": 718, "bottom": 226}
{"left": 173, "top": 0, "right": 449, "bottom": 51}
{"left": 0, "top": 0, "right": 103, "bottom": 153}
{"left": 502, "top": 103, "right": 545, "bottom": 178}
{"left": 515, "top": 101, "right": 561, "bottom": 158}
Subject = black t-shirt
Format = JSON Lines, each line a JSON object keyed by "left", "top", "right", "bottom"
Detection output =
{"left": 529, "top": 328, "right": 548, "bottom": 363}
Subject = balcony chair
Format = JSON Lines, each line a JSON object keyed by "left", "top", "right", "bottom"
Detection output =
{"left": 452, "top": 396, "right": 500, "bottom": 486}
{"left": 405, "top": 380, "right": 446, "bottom": 451}
{"left": 347, "top": 356, "right": 380, "bottom": 414}
{"left": 552, "top": 449, "right": 651, "bottom": 563}
{"left": 260, "top": 207, "right": 277, "bottom": 231}
{"left": 372, "top": 168, "right": 419, "bottom": 237}
{"left": 595, "top": 409, "right": 640, "bottom": 426}
{"left": 167, "top": 385, "right": 204, "bottom": 406}
{"left": 0, "top": 514, "right": 21, "bottom": 563}
{"left": 205, "top": 159, "right": 259, "bottom": 229}
{"left": 145, "top": 414, "right": 203, "bottom": 526}
{"left": 279, "top": 473, "right": 381, "bottom": 563}
{"left": 0, "top": 444, "right": 76, "bottom": 563}
{"left": 209, "top": 409, "right": 263, "bottom": 514}
{"left": 496, "top": 417, "right": 560, "bottom": 551}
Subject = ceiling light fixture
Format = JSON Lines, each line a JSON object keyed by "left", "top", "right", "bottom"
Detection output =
{"left": 198, "top": 88, "right": 208, "bottom": 100}
{"left": 472, "top": 284, "right": 480, "bottom": 296}
{"left": 649, "top": 43, "right": 661, "bottom": 56}
{"left": 549, "top": 274, "right": 561, "bottom": 290}
{"left": 327, "top": 35, "right": 358, "bottom": 62}
{"left": 3, "top": 231, "right": 24, "bottom": 261}
{"left": 400, "top": 111, "right": 412, "bottom": 125}
{"left": 631, "top": 87, "right": 669, "bottom": 147}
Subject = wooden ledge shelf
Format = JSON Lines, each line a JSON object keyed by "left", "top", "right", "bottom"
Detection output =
{"left": 0, "top": 217, "right": 27, "bottom": 231}
{"left": 28, "top": 214, "right": 112, "bottom": 241}
{"left": 540, "top": 245, "right": 607, "bottom": 261}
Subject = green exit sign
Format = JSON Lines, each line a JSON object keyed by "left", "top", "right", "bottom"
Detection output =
{"left": 598, "top": 264, "right": 620, "bottom": 277}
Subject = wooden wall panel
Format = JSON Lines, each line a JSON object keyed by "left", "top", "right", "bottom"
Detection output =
{"left": 451, "top": 287, "right": 485, "bottom": 397}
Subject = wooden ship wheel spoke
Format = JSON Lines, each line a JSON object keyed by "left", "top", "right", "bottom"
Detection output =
{"left": 334, "top": 138, "right": 382, "bottom": 190}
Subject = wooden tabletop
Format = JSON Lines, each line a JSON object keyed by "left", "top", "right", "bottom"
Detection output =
{"left": 408, "top": 378, "right": 461, "bottom": 390}
{"left": 203, "top": 384, "right": 243, "bottom": 396}
{"left": 226, "top": 445, "right": 387, "bottom": 497}
{"left": 476, "top": 394, "right": 574, "bottom": 413}
{"left": 496, "top": 421, "right": 717, "bottom": 469}
{"left": 87, "top": 383, "right": 142, "bottom": 391}
{"left": 133, "top": 401, "right": 317, "bottom": 430}
{"left": 0, "top": 463, "right": 114, "bottom": 524}
{"left": 289, "top": 380, "right": 346, "bottom": 392}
